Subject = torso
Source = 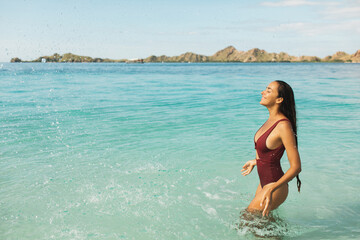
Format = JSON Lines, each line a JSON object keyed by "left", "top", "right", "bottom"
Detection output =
{"left": 254, "top": 119, "right": 289, "bottom": 187}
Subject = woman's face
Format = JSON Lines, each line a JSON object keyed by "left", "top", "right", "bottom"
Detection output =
{"left": 260, "top": 81, "right": 281, "bottom": 106}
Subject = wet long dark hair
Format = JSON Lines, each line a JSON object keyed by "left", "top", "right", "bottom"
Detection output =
{"left": 275, "top": 80, "right": 301, "bottom": 192}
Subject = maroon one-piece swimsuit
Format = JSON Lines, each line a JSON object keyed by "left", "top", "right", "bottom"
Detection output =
{"left": 254, "top": 119, "right": 289, "bottom": 187}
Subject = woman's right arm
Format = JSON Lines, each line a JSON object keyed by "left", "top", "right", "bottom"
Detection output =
{"left": 241, "top": 159, "right": 257, "bottom": 176}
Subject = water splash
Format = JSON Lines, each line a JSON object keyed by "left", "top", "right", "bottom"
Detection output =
{"left": 236, "top": 209, "right": 290, "bottom": 238}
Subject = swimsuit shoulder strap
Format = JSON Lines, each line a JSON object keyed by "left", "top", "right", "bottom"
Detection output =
{"left": 264, "top": 118, "right": 289, "bottom": 137}
{"left": 275, "top": 118, "right": 289, "bottom": 125}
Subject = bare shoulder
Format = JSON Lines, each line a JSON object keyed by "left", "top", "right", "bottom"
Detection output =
{"left": 277, "top": 120, "right": 293, "bottom": 134}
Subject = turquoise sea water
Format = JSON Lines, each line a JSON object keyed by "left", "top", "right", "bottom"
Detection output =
{"left": 1, "top": 62, "right": 359, "bottom": 239}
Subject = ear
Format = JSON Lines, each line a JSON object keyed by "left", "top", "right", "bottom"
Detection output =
{"left": 276, "top": 97, "right": 283, "bottom": 104}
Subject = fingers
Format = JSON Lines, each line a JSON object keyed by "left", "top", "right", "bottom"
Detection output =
{"left": 260, "top": 195, "right": 265, "bottom": 208}
{"left": 241, "top": 162, "right": 254, "bottom": 176}
{"left": 241, "top": 168, "right": 251, "bottom": 176}
{"left": 262, "top": 198, "right": 270, "bottom": 216}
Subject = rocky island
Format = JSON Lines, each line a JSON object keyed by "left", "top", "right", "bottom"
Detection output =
{"left": 10, "top": 46, "right": 360, "bottom": 63}
{"left": 11, "top": 53, "right": 126, "bottom": 63}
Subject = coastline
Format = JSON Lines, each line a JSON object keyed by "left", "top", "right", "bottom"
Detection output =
{"left": 9, "top": 46, "right": 360, "bottom": 63}
{"left": 5, "top": 61, "right": 360, "bottom": 64}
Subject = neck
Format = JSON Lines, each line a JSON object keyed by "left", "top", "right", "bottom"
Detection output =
{"left": 267, "top": 105, "right": 283, "bottom": 120}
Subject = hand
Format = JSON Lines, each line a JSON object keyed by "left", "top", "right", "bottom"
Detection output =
{"left": 241, "top": 159, "right": 256, "bottom": 176}
{"left": 260, "top": 183, "right": 275, "bottom": 216}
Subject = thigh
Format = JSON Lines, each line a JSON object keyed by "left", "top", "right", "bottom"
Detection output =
{"left": 254, "top": 183, "right": 262, "bottom": 197}
{"left": 247, "top": 184, "right": 288, "bottom": 212}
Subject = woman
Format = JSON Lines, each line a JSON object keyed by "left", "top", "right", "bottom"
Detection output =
{"left": 241, "top": 80, "right": 301, "bottom": 217}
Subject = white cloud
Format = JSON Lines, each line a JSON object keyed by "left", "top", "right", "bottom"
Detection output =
{"left": 262, "top": 0, "right": 360, "bottom": 19}
{"left": 317, "top": 0, "right": 360, "bottom": 19}
{"left": 322, "top": 6, "right": 360, "bottom": 19}
{"left": 262, "top": 0, "right": 322, "bottom": 7}
{"left": 261, "top": 0, "right": 340, "bottom": 7}
{"left": 263, "top": 0, "right": 360, "bottom": 36}
{"left": 265, "top": 20, "right": 360, "bottom": 36}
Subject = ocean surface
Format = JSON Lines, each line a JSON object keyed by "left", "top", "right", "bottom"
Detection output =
{"left": 1, "top": 62, "right": 359, "bottom": 239}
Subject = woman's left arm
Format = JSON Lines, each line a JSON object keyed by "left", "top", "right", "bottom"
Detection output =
{"left": 261, "top": 121, "right": 302, "bottom": 216}
{"left": 270, "top": 121, "right": 301, "bottom": 190}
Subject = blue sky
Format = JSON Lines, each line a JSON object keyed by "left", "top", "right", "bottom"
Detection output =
{"left": 1, "top": 0, "right": 359, "bottom": 61}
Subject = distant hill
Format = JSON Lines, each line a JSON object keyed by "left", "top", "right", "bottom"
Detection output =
{"left": 143, "top": 46, "right": 359, "bottom": 63}
{"left": 322, "top": 50, "right": 360, "bottom": 63}
{"left": 145, "top": 52, "right": 209, "bottom": 63}
{"left": 10, "top": 47, "right": 360, "bottom": 63}
{"left": 11, "top": 53, "right": 126, "bottom": 63}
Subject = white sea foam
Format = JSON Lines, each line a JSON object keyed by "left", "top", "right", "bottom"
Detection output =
{"left": 202, "top": 205, "right": 217, "bottom": 216}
